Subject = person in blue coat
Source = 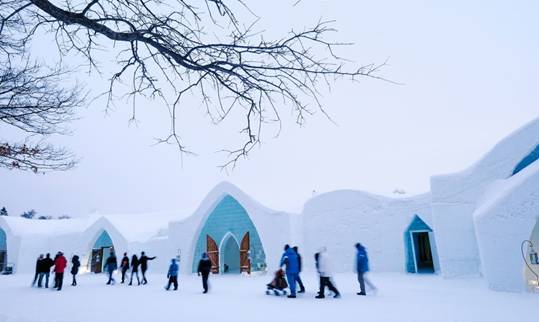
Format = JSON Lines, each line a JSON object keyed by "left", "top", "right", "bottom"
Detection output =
{"left": 105, "top": 251, "right": 118, "bottom": 285}
{"left": 165, "top": 259, "right": 179, "bottom": 291}
{"left": 355, "top": 243, "right": 377, "bottom": 295}
{"left": 279, "top": 244, "right": 299, "bottom": 298}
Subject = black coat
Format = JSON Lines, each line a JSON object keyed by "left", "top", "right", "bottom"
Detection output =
{"left": 131, "top": 257, "right": 140, "bottom": 272}
{"left": 297, "top": 253, "right": 303, "bottom": 272}
{"left": 71, "top": 258, "right": 80, "bottom": 275}
{"left": 197, "top": 258, "right": 212, "bottom": 275}
{"left": 139, "top": 255, "right": 155, "bottom": 271}
{"left": 40, "top": 257, "right": 54, "bottom": 272}
{"left": 120, "top": 256, "right": 130, "bottom": 271}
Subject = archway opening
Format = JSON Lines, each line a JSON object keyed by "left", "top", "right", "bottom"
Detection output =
{"left": 90, "top": 230, "right": 115, "bottom": 273}
{"left": 405, "top": 215, "right": 435, "bottom": 273}
{"left": 524, "top": 218, "right": 539, "bottom": 290}
{"left": 221, "top": 234, "right": 240, "bottom": 274}
{"left": 0, "top": 228, "right": 6, "bottom": 272}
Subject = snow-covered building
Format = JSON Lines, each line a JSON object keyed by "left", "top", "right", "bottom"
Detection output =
{"left": 2, "top": 118, "right": 539, "bottom": 293}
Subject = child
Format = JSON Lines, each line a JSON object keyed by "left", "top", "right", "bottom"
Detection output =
{"left": 266, "top": 268, "right": 288, "bottom": 296}
{"left": 165, "top": 258, "right": 179, "bottom": 291}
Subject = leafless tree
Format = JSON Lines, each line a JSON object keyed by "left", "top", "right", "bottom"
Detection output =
{"left": 1, "top": 0, "right": 386, "bottom": 168}
{"left": 0, "top": 60, "right": 83, "bottom": 172}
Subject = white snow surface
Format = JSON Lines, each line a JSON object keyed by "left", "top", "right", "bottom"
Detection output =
{"left": 0, "top": 273, "right": 536, "bottom": 322}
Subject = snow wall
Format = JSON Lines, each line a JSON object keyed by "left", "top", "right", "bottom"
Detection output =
{"left": 301, "top": 190, "right": 439, "bottom": 273}
{"left": 431, "top": 118, "right": 539, "bottom": 277}
{"left": 474, "top": 160, "right": 539, "bottom": 292}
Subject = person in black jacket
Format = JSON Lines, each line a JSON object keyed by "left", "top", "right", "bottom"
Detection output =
{"left": 120, "top": 252, "right": 130, "bottom": 284}
{"left": 32, "top": 254, "right": 44, "bottom": 287}
{"left": 197, "top": 252, "right": 212, "bottom": 293}
{"left": 139, "top": 251, "right": 156, "bottom": 285}
{"left": 129, "top": 254, "right": 140, "bottom": 286}
{"left": 293, "top": 246, "right": 306, "bottom": 293}
{"left": 71, "top": 255, "right": 80, "bottom": 286}
{"left": 39, "top": 253, "right": 54, "bottom": 288}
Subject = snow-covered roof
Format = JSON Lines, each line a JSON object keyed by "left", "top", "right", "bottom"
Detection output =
{"left": 0, "top": 215, "right": 98, "bottom": 237}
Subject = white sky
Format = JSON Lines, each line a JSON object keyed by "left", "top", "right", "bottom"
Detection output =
{"left": 1, "top": 0, "right": 538, "bottom": 217}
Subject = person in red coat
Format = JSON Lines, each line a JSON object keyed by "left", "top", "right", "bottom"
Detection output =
{"left": 53, "top": 251, "right": 68, "bottom": 291}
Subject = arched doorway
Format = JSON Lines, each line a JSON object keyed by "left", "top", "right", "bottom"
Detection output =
{"left": 221, "top": 233, "right": 240, "bottom": 274}
{"left": 192, "top": 195, "right": 266, "bottom": 273}
{"left": 90, "top": 230, "right": 115, "bottom": 273}
{"left": 524, "top": 218, "right": 539, "bottom": 290}
{"left": 405, "top": 215, "right": 436, "bottom": 273}
{"left": 0, "top": 228, "right": 6, "bottom": 272}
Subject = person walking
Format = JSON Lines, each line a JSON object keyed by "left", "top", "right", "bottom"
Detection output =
{"left": 71, "top": 255, "right": 80, "bottom": 286}
{"left": 355, "top": 243, "right": 377, "bottom": 296}
{"left": 139, "top": 251, "right": 156, "bottom": 285}
{"left": 105, "top": 251, "right": 118, "bottom": 285}
{"left": 280, "top": 244, "right": 300, "bottom": 298}
{"left": 292, "top": 246, "right": 306, "bottom": 293}
{"left": 39, "top": 253, "right": 54, "bottom": 288}
{"left": 129, "top": 254, "right": 141, "bottom": 286}
{"left": 197, "top": 253, "right": 212, "bottom": 294}
{"left": 315, "top": 247, "right": 340, "bottom": 299}
{"left": 120, "top": 252, "right": 130, "bottom": 284}
{"left": 165, "top": 258, "right": 179, "bottom": 291}
{"left": 53, "top": 251, "right": 67, "bottom": 291}
{"left": 32, "top": 254, "right": 44, "bottom": 287}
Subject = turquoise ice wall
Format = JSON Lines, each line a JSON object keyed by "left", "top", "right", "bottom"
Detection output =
{"left": 0, "top": 228, "right": 6, "bottom": 250}
{"left": 191, "top": 195, "right": 266, "bottom": 272}
{"left": 93, "top": 230, "right": 113, "bottom": 248}
{"left": 404, "top": 215, "right": 432, "bottom": 273}
{"left": 512, "top": 145, "right": 539, "bottom": 176}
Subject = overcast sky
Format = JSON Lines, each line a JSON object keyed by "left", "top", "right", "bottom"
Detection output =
{"left": 1, "top": 0, "right": 538, "bottom": 218}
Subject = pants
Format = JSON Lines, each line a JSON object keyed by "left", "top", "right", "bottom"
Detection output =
{"left": 286, "top": 272, "right": 298, "bottom": 296}
{"left": 121, "top": 268, "right": 128, "bottom": 283}
{"left": 32, "top": 271, "right": 39, "bottom": 286}
{"left": 318, "top": 276, "right": 339, "bottom": 296}
{"left": 166, "top": 276, "right": 178, "bottom": 290}
{"left": 55, "top": 272, "right": 64, "bottom": 290}
{"left": 141, "top": 269, "right": 148, "bottom": 284}
{"left": 107, "top": 270, "right": 115, "bottom": 284}
{"left": 357, "top": 272, "right": 376, "bottom": 294}
{"left": 201, "top": 273, "right": 209, "bottom": 292}
{"left": 37, "top": 272, "right": 45, "bottom": 287}
{"left": 130, "top": 271, "right": 140, "bottom": 285}
{"left": 296, "top": 274, "right": 305, "bottom": 292}
{"left": 72, "top": 273, "right": 77, "bottom": 286}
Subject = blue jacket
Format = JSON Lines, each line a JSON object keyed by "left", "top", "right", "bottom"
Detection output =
{"left": 356, "top": 245, "right": 369, "bottom": 273}
{"left": 280, "top": 248, "right": 299, "bottom": 274}
{"left": 168, "top": 260, "right": 179, "bottom": 277}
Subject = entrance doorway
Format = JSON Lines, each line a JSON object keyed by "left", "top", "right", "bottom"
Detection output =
{"left": 411, "top": 232, "right": 434, "bottom": 273}
{"left": 90, "top": 230, "right": 114, "bottom": 273}
{"left": 221, "top": 234, "right": 240, "bottom": 273}
{"left": 206, "top": 232, "right": 251, "bottom": 274}
{"left": 0, "top": 228, "right": 6, "bottom": 272}
{"left": 524, "top": 218, "right": 539, "bottom": 290}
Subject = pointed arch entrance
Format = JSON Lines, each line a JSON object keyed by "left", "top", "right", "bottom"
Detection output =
{"left": 90, "top": 230, "right": 115, "bottom": 273}
{"left": 0, "top": 228, "right": 6, "bottom": 272}
{"left": 192, "top": 195, "right": 266, "bottom": 274}
{"left": 405, "top": 215, "right": 437, "bottom": 273}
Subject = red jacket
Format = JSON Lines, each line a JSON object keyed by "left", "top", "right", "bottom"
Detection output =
{"left": 54, "top": 255, "right": 67, "bottom": 273}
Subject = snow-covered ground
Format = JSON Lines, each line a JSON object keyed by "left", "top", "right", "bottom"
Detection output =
{"left": 0, "top": 273, "right": 536, "bottom": 322}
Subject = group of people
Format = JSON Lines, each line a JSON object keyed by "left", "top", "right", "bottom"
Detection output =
{"left": 31, "top": 243, "right": 376, "bottom": 297}
{"left": 31, "top": 252, "right": 73, "bottom": 291}
{"left": 31, "top": 250, "right": 156, "bottom": 291}
{"left": 277, "top": 242, "right": 376, "bottom": 298}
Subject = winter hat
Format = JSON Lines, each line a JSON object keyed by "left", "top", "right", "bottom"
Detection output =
{"left": 202, "top": 252, "right": 208, "bottom": 259}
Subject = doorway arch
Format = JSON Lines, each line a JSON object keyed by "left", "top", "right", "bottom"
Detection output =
{"left": 405, "top": 215, "right": 436, "bottom": 273}
{"left": 90, "top": 230, "right": 115, "bottom": 273}
{"left": 0, "top": 228, "right": 6, "bottom": 272}
{"left": 220, "top": 233, "right": 240, "bottom": 274}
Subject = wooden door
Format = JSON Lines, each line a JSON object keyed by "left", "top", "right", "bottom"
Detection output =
{"left": 91, "top": 248, "right": 103, "bottom": 273}
{"left": 206, "top": 235, "right": 219, "bottom": 274}
{"left": 240, "top": 232, "right": 251, "bottom": 274}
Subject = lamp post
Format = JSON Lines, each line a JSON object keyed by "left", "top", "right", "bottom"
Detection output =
{"left": 521, "top": 240, "right": 539, "bottom": 291}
